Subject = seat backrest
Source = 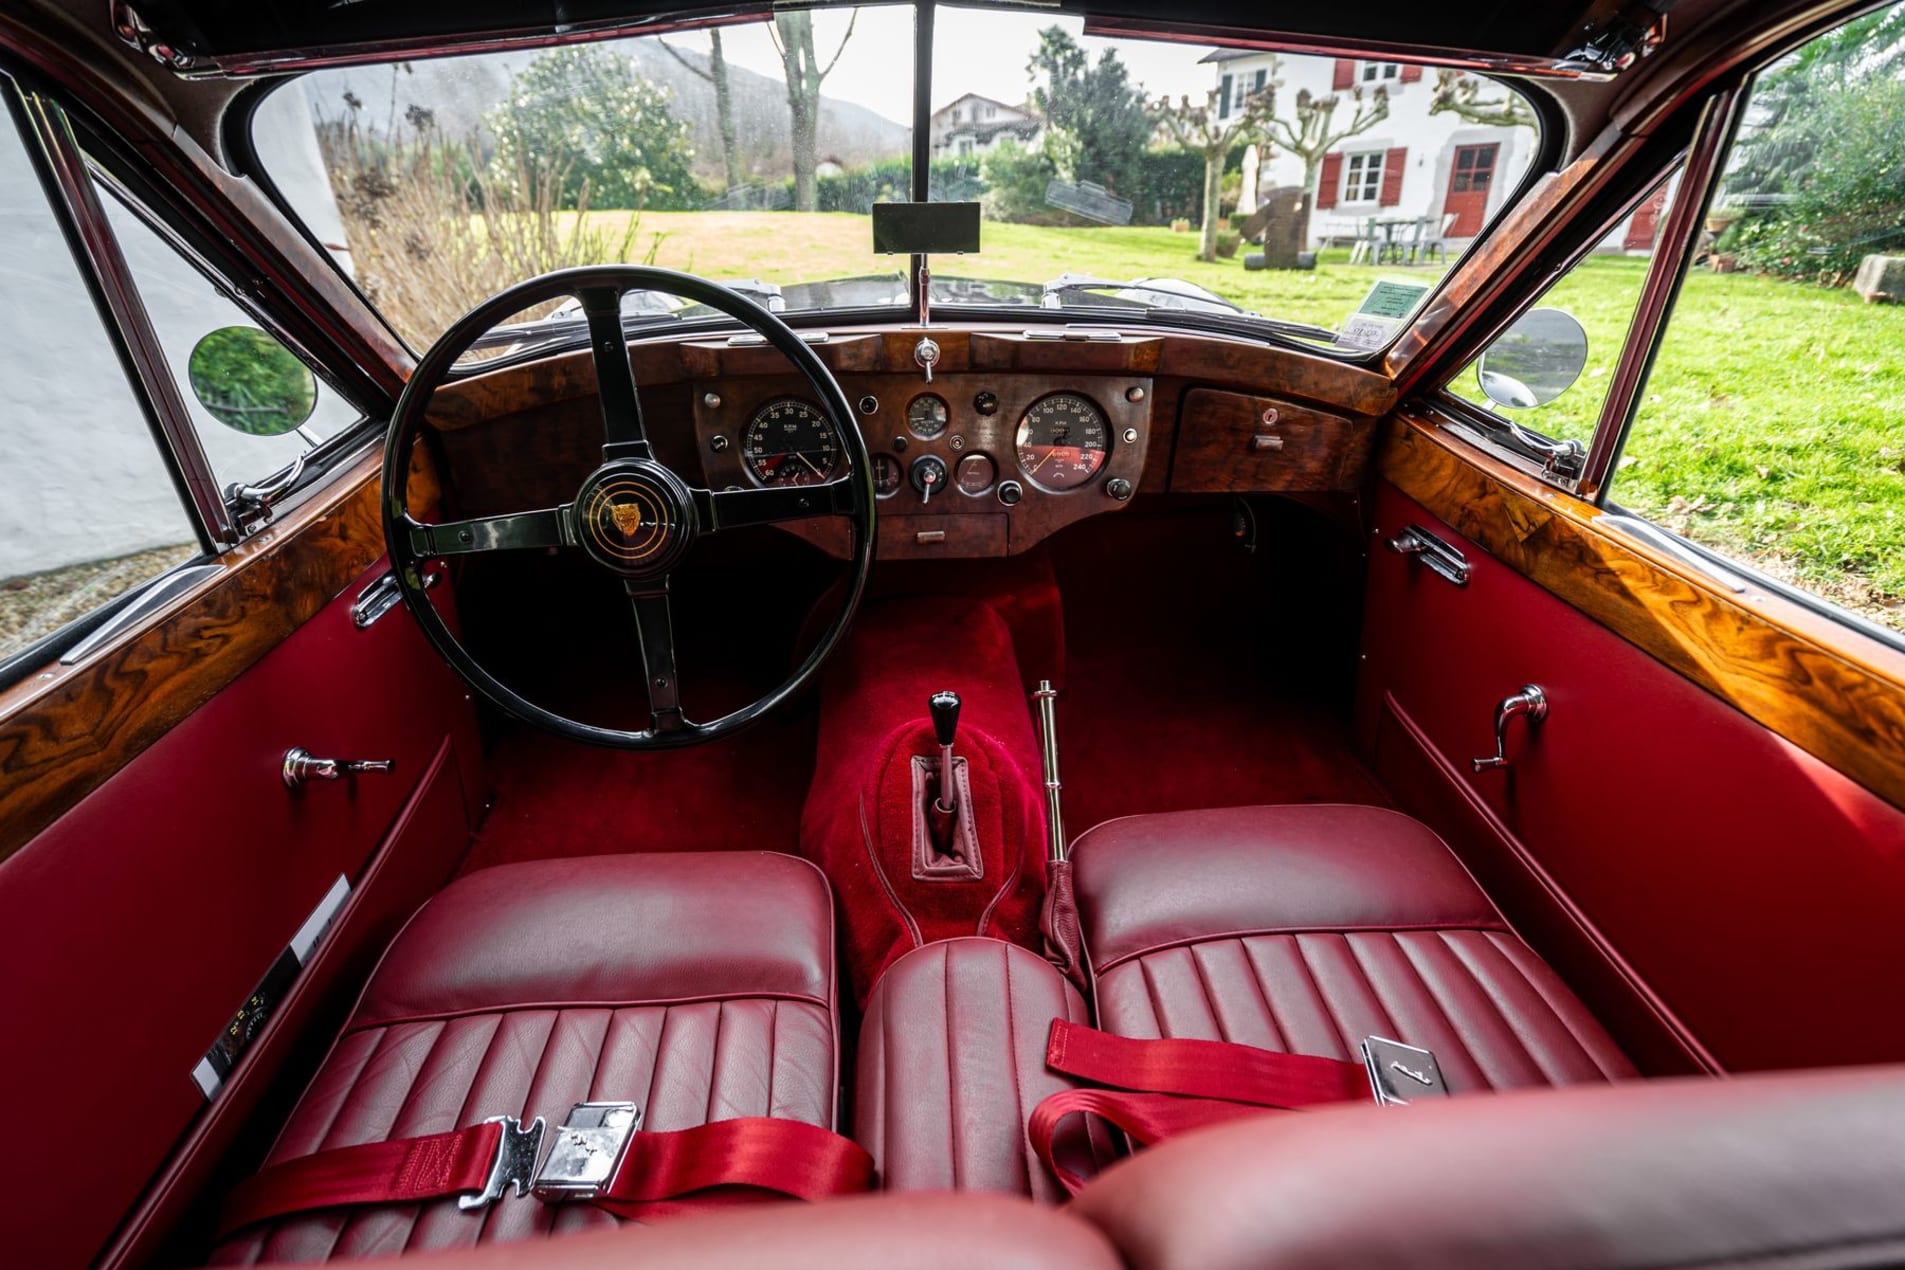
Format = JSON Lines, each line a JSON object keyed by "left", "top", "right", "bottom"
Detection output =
{"left": 232, "top": 1194, "right": 1118, "bottom": 1270}
{"left": 1070, "top": 1065, "right": 1905, "bottom": 1269}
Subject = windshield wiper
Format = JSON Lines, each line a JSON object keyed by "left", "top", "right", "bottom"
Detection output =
{"left": 1038, "top": 276, "right": 1340, "bottom": 344}
{"left": 459, "top": 309, "right": 684, "bottom": 361}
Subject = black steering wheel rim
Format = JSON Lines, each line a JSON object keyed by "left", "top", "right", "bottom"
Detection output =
{"left": 381, "top": 265, "right": 876, "bottom": 750}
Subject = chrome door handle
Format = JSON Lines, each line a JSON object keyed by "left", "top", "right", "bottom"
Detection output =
{"left": 1386, "top": 524, "right": 1470, "bottom": 587}
{"left": 283, "top": 747, "right": 396, "bottom": 789}
{"left": 1471, "top": 686, "right": 1548, "bottom": 773}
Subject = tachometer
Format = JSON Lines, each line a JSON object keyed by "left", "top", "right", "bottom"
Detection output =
{"left": 1015, "top": 392, "right": 1109, "bottom": 491}
{"left": 743, "top": 398, "right": 839, "bottom": 486}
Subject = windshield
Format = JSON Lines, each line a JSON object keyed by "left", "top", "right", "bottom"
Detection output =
{"left": 255, "top": 4, "right": 1539, "bottom": 355}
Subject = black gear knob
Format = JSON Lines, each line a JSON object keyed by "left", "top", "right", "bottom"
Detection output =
{"left": 929, "top": 690, "right": 961, "bottom": 747}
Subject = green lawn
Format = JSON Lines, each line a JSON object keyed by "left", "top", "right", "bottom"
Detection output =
{"left": 600, "top": 210, "right": 1905, "bottom": 627}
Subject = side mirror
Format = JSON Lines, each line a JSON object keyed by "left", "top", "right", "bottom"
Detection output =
{"left": 187, "top": 327, "right": 317, "bottom": 436}
{"left": 1477, "top": 308, "right": 1589, "bottom": 409}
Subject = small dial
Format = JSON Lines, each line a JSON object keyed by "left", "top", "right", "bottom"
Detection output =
{"left": 871, "top": 453, "right": 902, "bottom": 498}
{"left": 907, "top": 393, "right": 950, "bottom": 440}
{"left": 743, "top": 398, "right": 838, "bottom": 486}
{"left": 910, "top": 454, "right": 949, "bottom": 500}
{"left": 1015, "top": 392, "right": 1110, "bottom": 491}
{"left": 955, "top": 452, "right": 996, "bottom": 496}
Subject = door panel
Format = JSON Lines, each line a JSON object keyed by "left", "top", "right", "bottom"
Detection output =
{"left": 0, "top": 560, "right": 479, "bottom": 1267}
{"left": 1359, "top": 480, "right": 1905, "bottom": 1075}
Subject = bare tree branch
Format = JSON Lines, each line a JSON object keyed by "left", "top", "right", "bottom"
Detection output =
{"left": 657, "top": 38, "right": 712, "bottom": 83}
{"left": 819, "top": 9, "right": 860, "bottom": 81}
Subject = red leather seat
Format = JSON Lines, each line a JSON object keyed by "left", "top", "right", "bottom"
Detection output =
{"left": 213, "top": 853, "right": 838, "bottom": 1264}
{"left": 856, "top": 938, "right": 1112, "bottom": 1202}
{"left": 1070, "top": 805, "right": 1633, "bottom": 1091}
{"left": 1072, "top": 1065, "right": 1905, "bottom": 1268}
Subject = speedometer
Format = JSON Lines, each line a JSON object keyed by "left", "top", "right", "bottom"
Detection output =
{"left": 743, "top": 398, "right": 839, "bottom": 486}
{"left": 1015, "top": 392, "right": 1110, "bottom": 491}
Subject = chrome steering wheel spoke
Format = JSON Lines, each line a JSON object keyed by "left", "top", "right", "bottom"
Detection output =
{"left": 625, "top": 580, "right": 686, "bottom": 734}
{"left": 580, "top": 285, "right": 651, "bottom": 462}
{"left": 695, "top": 478, "right": 857, "bottom": 533}
{"left": 406, "top": 507, "right": 572, "bottom": 557}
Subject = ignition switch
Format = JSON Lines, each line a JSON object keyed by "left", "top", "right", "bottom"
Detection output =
{"left": 910, "top": 455, "right": 949, "bottom": 505}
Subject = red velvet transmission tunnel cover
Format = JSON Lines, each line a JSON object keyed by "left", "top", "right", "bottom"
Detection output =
{"left": 800, "top": 597, "right": 1048, "bottom": 1006}
{"left": 212, "top": 852, "right": 840, "bottom": 1264}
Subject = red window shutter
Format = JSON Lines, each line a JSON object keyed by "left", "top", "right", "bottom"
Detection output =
{"left": 1399, "top": 64, "right": 1423, "bottom": 83}
{"left": 1317, "top": 153, "right": 1343, "bottom": 209}
{"left": 1379, "top": 147, "right": 1406, "bottom": 206}
{"left": 1332, "top": 59, "right": 1355, "bottom": 90}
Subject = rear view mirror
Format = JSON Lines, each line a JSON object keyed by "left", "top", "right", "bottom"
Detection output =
{"left": 187, "top": 326, "right": 317, "bottom": 436}
{"left": 1477, "top": 308, "right": 1589, "bottom": 409}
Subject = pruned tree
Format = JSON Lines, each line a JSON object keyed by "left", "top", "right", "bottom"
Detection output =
{"left": 771, "top": 9, "right": 859, "bottom": 212}
{"left": 1427, "top": 69, "right": 1537, "bottom": 129}
{"left": 1149, "top": 84, "right": 1277, "bottom": 262}
{"left": 659, "top": 30, "right": 741, "bottom": 194}
{"left": 1260, "top": 83, "right": 1390, "bottom": 251}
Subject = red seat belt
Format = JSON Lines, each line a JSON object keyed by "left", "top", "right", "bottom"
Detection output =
{"left": 218, "top": 1116, "right": 873, "bottom": 1238}
{"left": 1029, "top": 1021, "right": 1376, "bottom": 1195}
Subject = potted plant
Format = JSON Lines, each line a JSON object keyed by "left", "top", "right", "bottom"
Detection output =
{"left": 1171, "top": 217, "right": 1192, "bottom": 233}
{"left": 1215, "top": 229, "right": 1243, "bottom": 259}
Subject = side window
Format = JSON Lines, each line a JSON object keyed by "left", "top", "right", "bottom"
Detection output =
{"left": 1607, "top": 6, "right": 1905, "bottom": 632}
{"left": 1448, "top": 165, "right": 1685, "bottom": 455}
{"left": 0, "top": 103, "right": 203, "bottom": 665}
{"left": 95, "top": 185, "right": 359, "bottom": 496}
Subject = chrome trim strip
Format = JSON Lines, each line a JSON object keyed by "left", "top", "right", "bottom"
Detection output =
{"left": 59, "top": 564, "right": 225, "bottom": 664}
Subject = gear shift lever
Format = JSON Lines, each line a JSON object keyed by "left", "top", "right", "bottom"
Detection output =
{"left": 929, "top": 690, "right": 961, "bottom": 814}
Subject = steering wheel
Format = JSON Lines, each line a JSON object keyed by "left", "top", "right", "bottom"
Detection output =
{"left": 381, "top": 266, "right": 876, "bottom": 749}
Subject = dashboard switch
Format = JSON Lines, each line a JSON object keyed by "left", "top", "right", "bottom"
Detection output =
{"left": 911, "top": 455, "right": 948, "bottom": 504}
{"left": 1105, "top": 478, "right": 1134, "bottom": 501}
{"left": 996, "top": 480, "right": 1024, "bottom": 507}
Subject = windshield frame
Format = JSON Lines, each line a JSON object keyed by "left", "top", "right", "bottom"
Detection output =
{"left": 236, "top": 1, "right": 1558, "bottom": 366}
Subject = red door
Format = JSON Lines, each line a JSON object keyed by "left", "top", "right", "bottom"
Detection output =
{"left": 1624, "top": 186, "right": 1670, "bottom": 251}
{"left": 1443, "top": 143, "right": 1499, "bottom": 236}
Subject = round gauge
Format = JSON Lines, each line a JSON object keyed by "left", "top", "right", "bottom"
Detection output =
{"left": 955, "top": 452, "right": 996, "bottom": 496}
{"left": 1015, "top": 393, "right": 1110, "bottom": 491}
{"left": 907, "top": 393, "right": 950, "bottom": 440}
{"left": 743, "top": 398, "right": 839, "bottom": 486}
{"left": 871, "top": 453, "right": 902, "bottom": 499}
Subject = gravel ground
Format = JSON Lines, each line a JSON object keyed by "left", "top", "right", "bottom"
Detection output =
{"left": 0, "top": 543, "right": 201, "bottom": 662}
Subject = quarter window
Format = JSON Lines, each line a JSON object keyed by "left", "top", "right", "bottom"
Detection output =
{"left": 94, "top": 185, "right": 357, "bottom": 497}
{"left": 1448, "top": 165, "right": 1685, "bottom": 455}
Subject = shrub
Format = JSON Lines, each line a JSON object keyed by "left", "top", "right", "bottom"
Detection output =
{"left": 1731, "top": 77, "right": 1905, "bottom": 285}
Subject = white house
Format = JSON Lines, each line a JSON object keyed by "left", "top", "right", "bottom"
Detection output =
{"left": 1203, "top": 51, "right": 1535, "bottom": 250}
{"left": 930, "top": 93, "right": 1040, "bottom": 160}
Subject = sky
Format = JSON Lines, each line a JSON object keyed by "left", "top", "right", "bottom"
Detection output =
{"left": 681, "top": 4, "right": 1239, "bottom": 128}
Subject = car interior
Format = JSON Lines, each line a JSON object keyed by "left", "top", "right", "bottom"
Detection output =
{"left": 3, "top": 0, "right": 1905, "bottom": 1266}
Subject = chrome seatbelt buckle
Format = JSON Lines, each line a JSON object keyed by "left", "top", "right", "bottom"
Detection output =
{"left": 532, "top": 1101, "right": 642, "bottom": 1201}
{"left": 1361, "top": 1037, "right": 1449, "bottom": 1106}
{"left": 459, "top": 1115, "right": 546, "bottom": 1211}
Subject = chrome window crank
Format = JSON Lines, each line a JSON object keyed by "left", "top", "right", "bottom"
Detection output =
{"left": 1471, "top": 686, "right": 1548, "bottom": 773}
{"left": 283, "top": 747, "right": 396, "bottom": 789}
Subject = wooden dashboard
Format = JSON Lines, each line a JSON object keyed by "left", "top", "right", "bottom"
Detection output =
{"left": 426, "top": 324, "right": 1395, "bottom": 559}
